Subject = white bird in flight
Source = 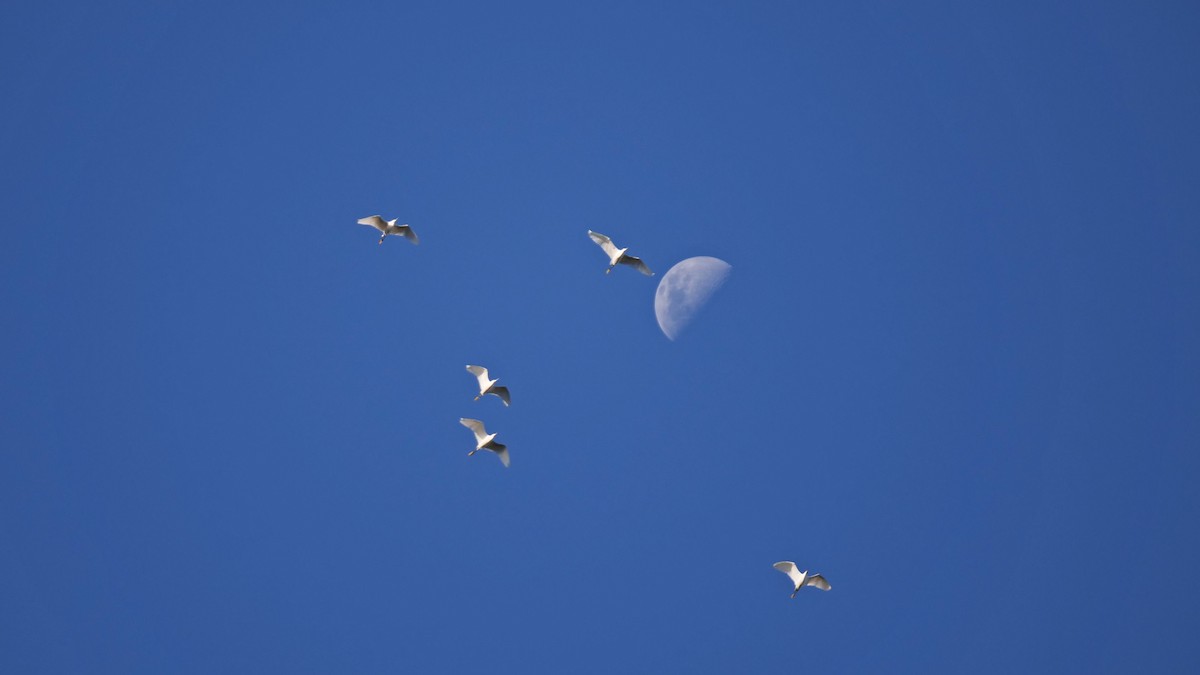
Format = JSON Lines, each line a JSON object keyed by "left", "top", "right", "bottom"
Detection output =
{"left": 358, "top": 215, "right": 420, "bottom": 245}
{"left": 459, "top": 418, "right": 510, "bottom": 467}
{"left": 587, "top": 230, "right": 654, "bottom": 276}
{"left": 773, "top": 561, "right": 831, "bottom": 598}
{"left": 465, "top": 365, "right": 510, "bottom": 406}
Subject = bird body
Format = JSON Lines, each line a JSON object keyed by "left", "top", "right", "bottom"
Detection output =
{"left": 358, "top": 215, "right": 420, "bottom": 245}
{"left": 459, "top": 418, "right": 510, "bottom": 467}
{"left": 773, "top": 561, "right": 831, "bottom": 598}
{"left": 587, "top": 230, "right": 654, "bottom": 276}
{"left": 465, "top": 365, "right": 510, "bottom": 406}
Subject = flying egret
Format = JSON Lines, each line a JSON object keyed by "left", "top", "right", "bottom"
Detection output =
{"left": 358, "top": 215, "right": 420, "bottom": 245}
{"left": 587, "top": 230, "right": 654, "bottom": 276}
{"left": 459, "top": 418, "right": 510, "bottom": 467}
{"left": 773, "top": 561, "right": 831, "bottom": 598}
{"left": 465, "top": 365, "right": 510, "bottom": 406}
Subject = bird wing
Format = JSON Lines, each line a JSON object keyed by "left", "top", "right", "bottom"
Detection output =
{"left": 588, "top": 230, "right": 620, "bottom": 258}
{"left": 619, "top": 255, "right": 654, "bottom": 276}
{"left": 489, "top": 443, "right": 510, "bottom": 467}
{"left": 804, "top": 574, "right": 831, "bottom": 591}
{"left": 465, "top": 365, "right": 491, "bottom": 387}
{"left": 490, "top": 386, "right": 510, "bottom": 407}
{"left": 358, "top": 215, "right": 388, "bottom": 232}
{"left": 482, "top": 439, "right": 511, "bottom": 466}
{"left": 390, "top": 224, "right": 419, "bottom": 244}
{"left": 459, "top": 417, "right": 488, "bottom": 442}
{"left": 773, "top": 561, "right": 804, "bottom": 588}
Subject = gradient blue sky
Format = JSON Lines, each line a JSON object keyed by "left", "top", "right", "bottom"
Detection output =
{"left": 3, "top": 1, "right": 1199, "bottom": 672}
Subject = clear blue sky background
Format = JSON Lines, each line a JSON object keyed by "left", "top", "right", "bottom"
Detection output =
{"left": 3, "top": 1, "right": 1198, "bottom": 672}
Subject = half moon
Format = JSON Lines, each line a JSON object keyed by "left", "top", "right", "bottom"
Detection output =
{"left": 654, "top": 256, "right": 732, "bottom": 340}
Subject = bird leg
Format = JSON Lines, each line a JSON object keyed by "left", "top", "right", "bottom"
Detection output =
{"left": 378, "top": 234, "right": 386, "bottom": 245}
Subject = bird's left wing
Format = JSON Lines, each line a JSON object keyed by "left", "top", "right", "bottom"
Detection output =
{"left": 358, "top": 215, "right": 388, "bottom": 232}
{"left": 773, "top": 561, "right": 803, "bottom": 587}
{"left": 490, "top": 386, "right": 511, "bottom": 407}
{"left": 619, "top": 255, "right": 654, "bottom": 276}
{"left": 465, "top": 365, "right": 490, "bottom": 386}
{"left": 459, "top": 417, "right": 488, "bottom": 442}
{"left": 804, "top": 574, "right": 831, "bottom": 591}
{"left": 588, "top": 230, "right": 620, "bottom": 258}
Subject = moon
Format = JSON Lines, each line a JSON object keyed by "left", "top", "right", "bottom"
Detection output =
{"left": 654, "top": 256, "right": 732, "bottom": 340}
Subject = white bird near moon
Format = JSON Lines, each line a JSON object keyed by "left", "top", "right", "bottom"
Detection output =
{"left": 654, "top": 256, "right": 732, "bottom": 340}
{"left": 358, "top": 215, "right": 420, "bottom": 245}
{"left": 459, "top": 418, "right": 510, "bottom": 467}
{"left": 587, "top": 230, "right": 654, "bottom": 276}
{"left": 465, "top": 365, "right": 510, "bottom": 406}
{"left": 773, "top": 561, "right": 831, "bottom": 597}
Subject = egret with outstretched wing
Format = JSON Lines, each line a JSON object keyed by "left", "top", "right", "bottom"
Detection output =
{"left": 358, "top": 215, "right": 420, "bottom": 245}
{"left": 773, "top": 561, "right": 831, "bottom": 598}
{"left": 587, "top": 230, "right": 653, "bottom": 276}
{"left": 465, "top": 365, "right": 510, "bottom": 406}
{"left": 459, "top": 418, "right": 510, "bottom": 467}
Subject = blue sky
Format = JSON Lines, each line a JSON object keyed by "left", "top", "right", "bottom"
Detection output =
{"left": 2, "top": 1, "right": 1198, "bottom": 672}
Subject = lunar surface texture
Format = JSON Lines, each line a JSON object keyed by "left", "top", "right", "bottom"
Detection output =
{"left": 654, "top": 256, "right": 732, "bottom": 340}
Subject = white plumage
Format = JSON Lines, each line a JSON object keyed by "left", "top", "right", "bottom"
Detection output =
{"left": 459, "top": 418, "right": 510, "bottom": 468}
{"left": 358, "top": 215, "right": 420, "bottom": 245}
{"left": 773, "top": 561, "right": 831, "bottom": 598}
{"left": 465, "top": 365, "right": 510, "bottom": 406}
{"left": 587, "top": 230, "right": 654, "bottom": 276}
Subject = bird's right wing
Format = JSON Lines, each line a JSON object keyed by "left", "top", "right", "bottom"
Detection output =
{"left": 459, "top": 417, "right": 488, "bottom": 442}
{"left": 358, "top": 215, "right": 387, "bottom": 232}
{"left": 620, "top": 255, "right": 654, "bottom": 276}
{"left": 773, "top": 561, "right": 803, "bottom": 587}
{"left": 490, "top": 386, "right": 511, "bottom": 407}
{"left": 492, "top": 444, "right": 510, "bottom": 468}
{"left": 588, "top": 230, "right": 619, "bottom": 258}
{"left": 396, "top": 225, "right": 420, "bottom": 245}
{"left": 465, "top": 365, "right": 490, "bottom": 386}
{"left": 804, "top": 574, "right": 831, "bottom": 591}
